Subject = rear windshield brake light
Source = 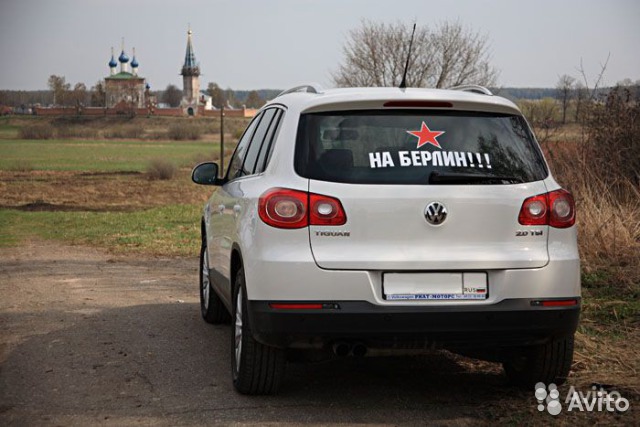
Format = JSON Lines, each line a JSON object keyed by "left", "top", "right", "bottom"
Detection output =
{"left": 383, "top": 101, "right": 453, "bottom": 108}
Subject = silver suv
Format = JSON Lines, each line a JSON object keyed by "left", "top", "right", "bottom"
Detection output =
{"left": 192, "top": 84, "right": 580, "bottom": 395}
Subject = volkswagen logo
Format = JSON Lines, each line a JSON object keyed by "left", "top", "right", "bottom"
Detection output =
{"left": 424, "top": 202, "right": 448, "bottom": 225}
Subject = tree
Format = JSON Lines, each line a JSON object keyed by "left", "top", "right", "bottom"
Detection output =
{"left": 48, "top": 75, "right": 70, "bottom": 106}
{"left": 90, "top": 80, "right": 106, "bottom": 107}
{"left": 332, "top": 20, "right": 498, "bottom": 88}
{"left": 555, "top": 75, "right": 575, "bottom": 124}
{"left": 71, "top": 82, "right": 87, "bottom": 107}
{"left": 518, "top": 98, "right": 559, "bottom": 143}
{"left": 225, "top": 88, "right": 237, "bottom": 108}
{"left": 162, "top": 84, "right": 182, "bottom": 107}
{"left": 574, "top": 81, "right": 587, "bottom": 122}
{"left": 206, "top": 82, "right": 226, "bottom": 108}
{"left": 244, "top": 90, "right": 264, "bottom": 108}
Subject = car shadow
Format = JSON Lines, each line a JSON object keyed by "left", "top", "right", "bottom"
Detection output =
{"left": 0, "top": 302, "right": 531, "bottom": 425}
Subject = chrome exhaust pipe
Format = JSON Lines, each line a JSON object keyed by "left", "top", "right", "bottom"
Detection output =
{"left": 332, "top": 342, "right": 351, "bottom": 357}
{"left": 352, "top": 342, "right": 367, "bottom": 357}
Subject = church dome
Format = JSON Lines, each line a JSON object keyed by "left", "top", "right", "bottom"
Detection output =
{"left": 118, "top": 50, "right": 129, "bottom": 63}
{"left": 108, "top": 55, "right": 117, "bottom": 68}
{"left": 131, "top": 56, "right": 139, "bottom": 68}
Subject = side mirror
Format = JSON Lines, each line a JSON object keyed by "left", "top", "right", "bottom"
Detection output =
{"left": 191, "top": 162, "right": 222, "bottom": 185}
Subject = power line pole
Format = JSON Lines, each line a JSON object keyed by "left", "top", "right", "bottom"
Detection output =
{"left": 219, "top": 105, "right": 225, "bottom": 177}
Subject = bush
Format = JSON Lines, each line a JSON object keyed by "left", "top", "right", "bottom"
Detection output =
{"left": 55, "top": 125, "right": 99, "bottom": 139}
{"left": 18, "top": 124, "right": 55, "bottom": 139}
{"left": 146, "top": 158, "right": 177, "bottom": 180}
{"left": 544, "top": 87, "right": 640, "bottom": 282}
{"left": 581, "top": 87, "right": 640, "bottom": 189}
{"left": 103, "top": 125, "right": 145, "bottom": 139}
{"left": 167, "top": 122, "right": 203, "bottom": 140}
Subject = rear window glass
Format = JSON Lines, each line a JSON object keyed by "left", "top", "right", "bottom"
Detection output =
{"left": 294, "top": 110, "right": 548, "bottom": 185}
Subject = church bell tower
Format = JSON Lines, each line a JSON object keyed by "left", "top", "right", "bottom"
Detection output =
{"left": 181, "top": 27, "right": 201, "bottom": 104}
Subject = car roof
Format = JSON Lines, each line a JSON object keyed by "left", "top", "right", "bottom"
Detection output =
{"left": 266, "top": 86, "right": 521, "bottom": 116}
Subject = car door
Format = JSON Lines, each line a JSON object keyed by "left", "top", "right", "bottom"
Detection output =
{"left": 207, "top": 108, "right": 281, "bottom": 304}
{"left": 206, "top": 114, "right": 261, "bottom": 305}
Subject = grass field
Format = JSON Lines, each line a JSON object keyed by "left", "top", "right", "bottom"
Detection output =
{"left": 0, "top": 204, "right": 201, "bottom": 256}
{"left": 0, "top": 138, "right": 219, "bottom": 171}
{"left": 0, "top": 116, "right": 227, "bottom": 255}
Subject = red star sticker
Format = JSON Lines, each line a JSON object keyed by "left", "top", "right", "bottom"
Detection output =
{"left": 406, "top": 122, "right": 445, "bottom": 149}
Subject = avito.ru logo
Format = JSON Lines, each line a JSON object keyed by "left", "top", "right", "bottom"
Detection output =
{"left": 535, "top": 382, "right": 630, "bottom": 416}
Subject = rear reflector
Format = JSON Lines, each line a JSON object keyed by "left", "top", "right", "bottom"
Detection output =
{"left": 383, "top": 100, "right": 453, "bottom": 108}
{"left": 531, "top": 299, "right": 579, "bottom": 307}
{"left": 269, "top": 303, "right": 324, "bottom": 310}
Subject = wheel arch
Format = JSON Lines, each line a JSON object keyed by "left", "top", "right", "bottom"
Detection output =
{"left": 230, "top": 243, "right": 244, "bottom": 296}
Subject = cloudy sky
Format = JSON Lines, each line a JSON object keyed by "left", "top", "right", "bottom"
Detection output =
{"left": 0, "top": 0, "right": 638, "bottom": 91}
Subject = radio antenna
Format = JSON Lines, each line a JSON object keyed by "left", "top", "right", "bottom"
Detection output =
{"left": 399, "top": 23, "right": 417, "bottom": 89}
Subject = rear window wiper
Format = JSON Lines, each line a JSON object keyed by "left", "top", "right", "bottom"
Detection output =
{"left": 428, "top": 171, "right": 524, "bottom": 185}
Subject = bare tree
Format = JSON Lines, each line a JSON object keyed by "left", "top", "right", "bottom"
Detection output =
{"left": 244, "top": 90, "right": 265, "bottom": 108}
{"left": 332, "top": 20, "right": 498, "bottom": 88}
{"left": 90, "top": 80, "right": 106, "bottom": 107}
{"left": 518, "top": 98, "right": 560, "bottom": 143}
{"left": 48, "top": 75, "right": 70, "bottom": 106}
{"left": 71, "top": 82, "right": 87, "bottom": 109}
{"left": 576, "top": 54, "right": 610, "bottom": 100}
{"left": 556, "top": 74, "right": 575, "bottom": 124}
{"left": 574, "top": 81, "right": 587, "bottom": 122}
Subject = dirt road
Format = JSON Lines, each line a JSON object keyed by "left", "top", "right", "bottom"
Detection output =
{"left": 0, "top": 242, "right": 575, "bottom": 425}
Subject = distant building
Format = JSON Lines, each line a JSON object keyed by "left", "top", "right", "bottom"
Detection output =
{"left": 180, "top": 28, "right": 202, "bottom": 116}
{"left": 104, "top": 43, "right": 147, "bottom": 109}
{"left": 34, "top": 28, "right": 256, "bottom": 118}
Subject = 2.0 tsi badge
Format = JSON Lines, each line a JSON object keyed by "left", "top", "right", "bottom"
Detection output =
{"left": 424, "top": 202, "right": 448, "bottom": 225}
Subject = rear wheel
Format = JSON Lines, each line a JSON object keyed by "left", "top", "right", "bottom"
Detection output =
{"left": 199, "top": 240, "right": 230, "bottom": 324}
{"left": 231, "top": 267, "right": 285, "bottom": 395}
{"left": 503, "top": 335, "right": 574, "bottom": 388}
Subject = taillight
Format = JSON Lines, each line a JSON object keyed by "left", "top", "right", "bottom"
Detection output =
{"left": 259, "top": 188, "right": 308, "bottom": 229}
{"left": 258, "top": 188, "right": 347, "bottom": 229}
{"left": 310, "top": 194, "right": 347, "bottom": 226}
{"left": 519, "top": 194, "right": 547, "bottom": 225}
{"left": 548, "top": 189, "right": 575, "bottom": 228}
{"left": 518, "top": 189, "right": 575, "bottom": 228}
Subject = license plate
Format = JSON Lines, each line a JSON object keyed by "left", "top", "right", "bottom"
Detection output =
{"left": 383, "top": 272, "right": 488, "bottom": 300}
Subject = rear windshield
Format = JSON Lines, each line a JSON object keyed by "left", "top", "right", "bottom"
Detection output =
{"left": 294, "top": 110, "right": 548, "bottom": 185}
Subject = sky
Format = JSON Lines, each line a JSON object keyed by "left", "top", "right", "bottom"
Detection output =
{"left": 0, "top": 0, "right": 638, "bottom": 91}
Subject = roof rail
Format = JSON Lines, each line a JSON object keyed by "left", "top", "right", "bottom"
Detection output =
{"left": 448, "top": 85, "right": 493, "bottom": 96}
{"left": 277, "top": 83, "right": 324, "bottom": 98}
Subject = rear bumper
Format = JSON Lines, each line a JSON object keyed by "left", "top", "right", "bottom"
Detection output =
{"left": 248, "top": 298, "right": 580, "bottom": 349}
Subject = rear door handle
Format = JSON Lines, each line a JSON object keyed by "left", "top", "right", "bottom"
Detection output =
{"left": 217, "top": 204, "right": 225, "bottom": 214}
{"left": 233, "top": 205, "right": 242, "bottom": 217}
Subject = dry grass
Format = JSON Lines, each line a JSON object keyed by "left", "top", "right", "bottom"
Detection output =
{"left": 0, "top": 169, "right": 211, "bottom": 210}
{"left": 541, "top": 91, "right": 640, "bottom": 400}
{"left": 103, "top": 125, "right": 145, "bottom": 139}
{"left": 167, "top": 122, "right": 204, "bottom": 140}
{"left": 544, "top": 139, "right": 640, "bottom": 291}
{"left": 146, "top": 158, "right": 177, "bottom": 180}
{"left": 18, "top": 124, "right": 55, "bottom": 139}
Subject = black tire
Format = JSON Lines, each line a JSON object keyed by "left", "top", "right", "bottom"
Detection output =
{"left": 199, "top": 240, "right": 230, "bottom": 324}
{"left": 503, "top": 335, "right": 574, "bottom": 388}
{"left": 231, "top": 267, "right": 285, "bottom": 395}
